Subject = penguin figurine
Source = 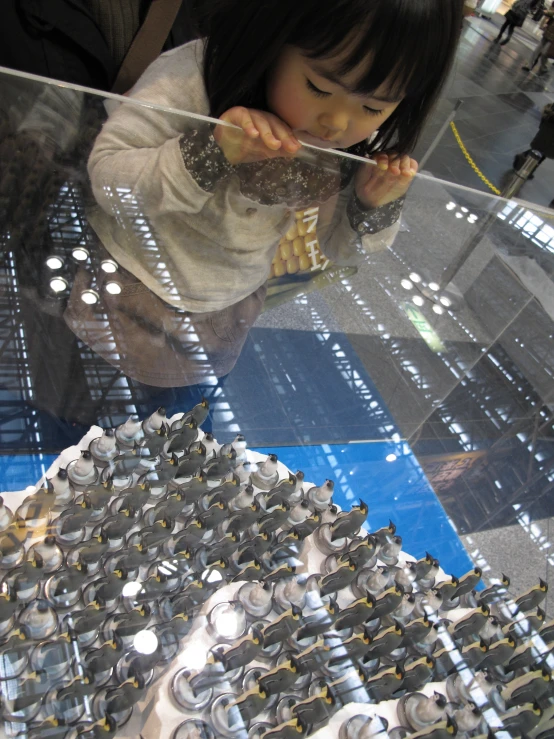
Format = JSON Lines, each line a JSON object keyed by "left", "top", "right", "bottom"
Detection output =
{"left": 0, "top": 626, "right": 32, "bottom": 671}
{"left": 458, "top": 639, "right": 489, "bottom": 672}
{"left": 74, "top": 530, "right": 111, "bottom": 566}
{"left": 306, "top": 480, "right": 335, "bottom": 511}
{"left": 400, "top": 655, "right": 436, "bottom": 694}
{"left": 258, "top": 502, "right": 291, "bottom": 535}
{"left": 319, "top": 557, "right": 358, "bottom": 596}
{"left": 371, "top": 520, "right": 397, "bottom": 548}
{"left": 451, "top": 703, "right": 481, "bottom": 734}
{"left": 268, "top": 472, "right": 300, "bottom": 498}
{"left": 328, "top": 629, "right": 372, "bottom": 667}
{"left": 112, "top": 604, "right": 151, "bottom": 639}
{"left": 150, "top": 453, "right": 179, "bottom": 485}
{"left": 250, "top": 454, "right": 280, "bottom": 491}
{"left": 102, "top": 507, "right": 139, "bottom": 541}
{"left": 76, "top": 715, "right": 117, "bottom": 739}
{"left": 0, "top": 584, "right": 18, "bottom": 625}
{"left": 292, "top": 684, "right": 335, "bottom": 727}
{"left": 499, "top": 702, "right": 542, "bottom": 735}
{"left": 372, "top": 584, "right": 405, "bottom": 620}
{"left": 175, "top": 442, "right": 207, "bottom": 478}
{"left": 501, "top": 667, "right": 551, "bottom": 708}
{"left": 365, "top": 664, "right": 405, "bottom": 702}
{"left": 448, "top": 604, "right": 490, "bottom": 641}
{"left": 408, "top": 717, "right": 458, "bottom": 739}
{"left": 292, "top": 511, "right": 322, "bottom": 540}
{"left": 53, "top": 559, "right": 89, "bottom": 597}
{"left": 236, "top": 532, "right": 272, "bottom": 564}
{"left": 140, "top": 517, "right": 174, "bottom": 550}
{"left": 434, "top": 576, "right": 460, "bottom": 605}
{"left": 94, "top": 567, "right": 128, "bottom": 603}
{"left": 296, "top": 598, "right": 339, "bottom": 641}
{"left": 403, "top": 615, "right": 433, "bottom": 647}
{"left": 152, "top": 489, "right": 189, "bottom": 522}
{"left": 81, "top": 478, "right": 116, "bottom": 511}
{"left": 434, "top": 640, "right": 487, "bottom": 679}
{"left": 206, "top": 531, "right": 241, "bottom": 564}
{"left": 213, "top": 627, "right": 264, "bottom": 671}
{"left": 70, "top": 599, "right": 109, "bottom": 636}
{"left": 85, "top": 634, "right": 125, "bottom": 674}
{"left": 19, "top": 485, "right": 58, "bottom": 521}
{"left": 263, "top": 562, "right": 296, "bottom": 584}
{"left": 114, "top": 479, "right": 151, "bottom": 510}
{"left": 478, "top": 575, "right": 510, "bottom": 607}
{"left": 142, "top": 423, "right": 170, "bottom": 459}
{"left": 56, "top": 670, "right": 96, "bottom": 703}
{"left": 478, "top": 636, "right": 516, "bottom": 670}
{"left": 231, "top": 558, "right": 263, "bottom": 583}
{"left": 507, "top": 639, "right": 544, "bottom": 672}
{"left": 227, "top": 500, "right": 262, "bottom": 535}
{"left": 539, "top": 618, "right": 554, "bottom": 644}
{"left": 175, "top": 471, "right": 209, "bottom": 505}
{"left": 342, "top": 535, "right": 378, "bottom": 569}
{"left": 330, "top": 500, "right": 368, "bottom": 541}
{"left": 25, "top": 717, "right": 71, "bottom": 739}
{"left": 58, "top": 495, "right": 94, "bottom": 536}
{"left": 262, "top": 719, "right": 306, "bottom": 739}
{"left": 333, "top": 592, "right": 376, "bottom": 631}
{"left": 295, "top": 638, "right": 332, "bottom": 673}
{"left": 364, "top": 622, "right": 405, "bottom": 659}
{"left": 12, "top": 549, "right": 45, "bottom": 592}
{"left": 258, "top": 657, "right": 303, "bottom": 696}
{"left": 503, "top": 606, "right": 545, "bottom": 640}
{"left": 167, "top": 418, "right": 198, "bottom": 454}
{"left": 105, "top": 672, "right": 146, "bottom": 715}
{"left": 230, "top": 684, "right": 271, "bottom": 723}
{"left": 205, "top": 447, "right": 237, "bottom": 481}
{"left": 157, "top": 612, "right": 193, "bottom": 640}
{"left": 109, "top": 444, "right": 143, "bottom": 478}
{"left": 111, "top": 543, "right": 149, "bottom": 574}
{"left": 134, "top": 571, "right": 174, "bottom": 601}
{"left": 262, "top": 605, "right": 303, "bottom": 647}
{"left": 453, "top": 567, "right": 482, "bottom": 599}
{"left": 197, "top": 500, "right": 228, "bottom": 530}
{"left": 206, "top": 475, "right": 241, "bottom": 506}
{"left": 180, "top": 397, "right": 209, "bottom": 427}
{"left": 12, "top": 669, "right": 52, "bottom": 712}
{"left": 172, "top": 518, "right": 207, "bottom": 553}
{"left": 514, "top": 579, "right": 548, "bottom": 614}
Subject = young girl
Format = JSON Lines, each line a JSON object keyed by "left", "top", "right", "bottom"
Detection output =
{"left": 71, "top": 0, "right": 464, "bottom": 388}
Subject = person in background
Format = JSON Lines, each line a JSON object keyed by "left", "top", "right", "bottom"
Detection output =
{"left": 0, "top": 0, "right": 198, "bottom": 89}
{"left": 513, "top": 101, "right": 554, "bottom": 208}
{"left": 494, "top": 0, "right": 541, "bottom": 45}
{"left": 522, "top": 1, "right": 554, "bottom": 73}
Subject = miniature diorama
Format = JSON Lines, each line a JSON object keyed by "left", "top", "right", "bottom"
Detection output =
{"left": 0, "top": 401, "right": 551, "bottom": 739}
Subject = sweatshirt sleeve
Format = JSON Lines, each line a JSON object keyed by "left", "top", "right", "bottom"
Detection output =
{"left": 316, "top": 184, "right": 403, "bottom": 266}
{"left": 88, "top": 42, "right": 218, "bottom": 219}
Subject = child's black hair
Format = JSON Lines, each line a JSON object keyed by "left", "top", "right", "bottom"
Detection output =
{"left": 199, "top": 0, "right": 464, "bottom": 156}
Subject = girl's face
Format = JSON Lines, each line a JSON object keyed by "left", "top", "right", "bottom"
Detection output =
{"left": 267, "top": 45, "right": 403, "bottom": 150}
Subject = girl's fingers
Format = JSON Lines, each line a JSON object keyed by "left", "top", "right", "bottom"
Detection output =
{"left": 258, "top": 113, "right": 300, "bottom": 153}
{"left": 250, "top": 112, "right": 281, "bottom": 149}
{"left": 410, "top": 158, "right": 419, "bottom": 175}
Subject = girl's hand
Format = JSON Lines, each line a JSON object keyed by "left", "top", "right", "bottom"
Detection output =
{"left": 355, "top": 153, "right": 418, "bottom": 208}
{"left": 214, "top": 107, "right": 301, "bottom": 164}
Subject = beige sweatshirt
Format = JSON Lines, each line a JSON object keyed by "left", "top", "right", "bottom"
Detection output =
{"left": 88, "top": 40, "right": 400, "bottom": 313}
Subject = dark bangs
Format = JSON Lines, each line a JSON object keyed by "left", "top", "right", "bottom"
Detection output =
{"left": 201, "top": 0, "right": 464, "bottom": 154}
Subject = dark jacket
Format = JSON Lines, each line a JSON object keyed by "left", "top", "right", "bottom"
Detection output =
{"left": 531, "top": 103, "right": 554, "bottom": 158}
{"left": 0, "top": 0, "right": 197, "bottom": 90}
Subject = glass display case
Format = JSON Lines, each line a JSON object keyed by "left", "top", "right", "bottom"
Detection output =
{"left": 0, "top": 66, "right": 552, "bottom": 739}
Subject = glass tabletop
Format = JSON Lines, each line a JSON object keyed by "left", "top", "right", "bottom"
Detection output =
{"left": 0, "top": 66, "right": 552, "bottom": 739}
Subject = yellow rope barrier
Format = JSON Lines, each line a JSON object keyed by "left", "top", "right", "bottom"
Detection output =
{"left": 449, "top": 122, "right": 501, "bottom": 195}
{"left": 449, "top": 121, "right": 554, "bottom": 220}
